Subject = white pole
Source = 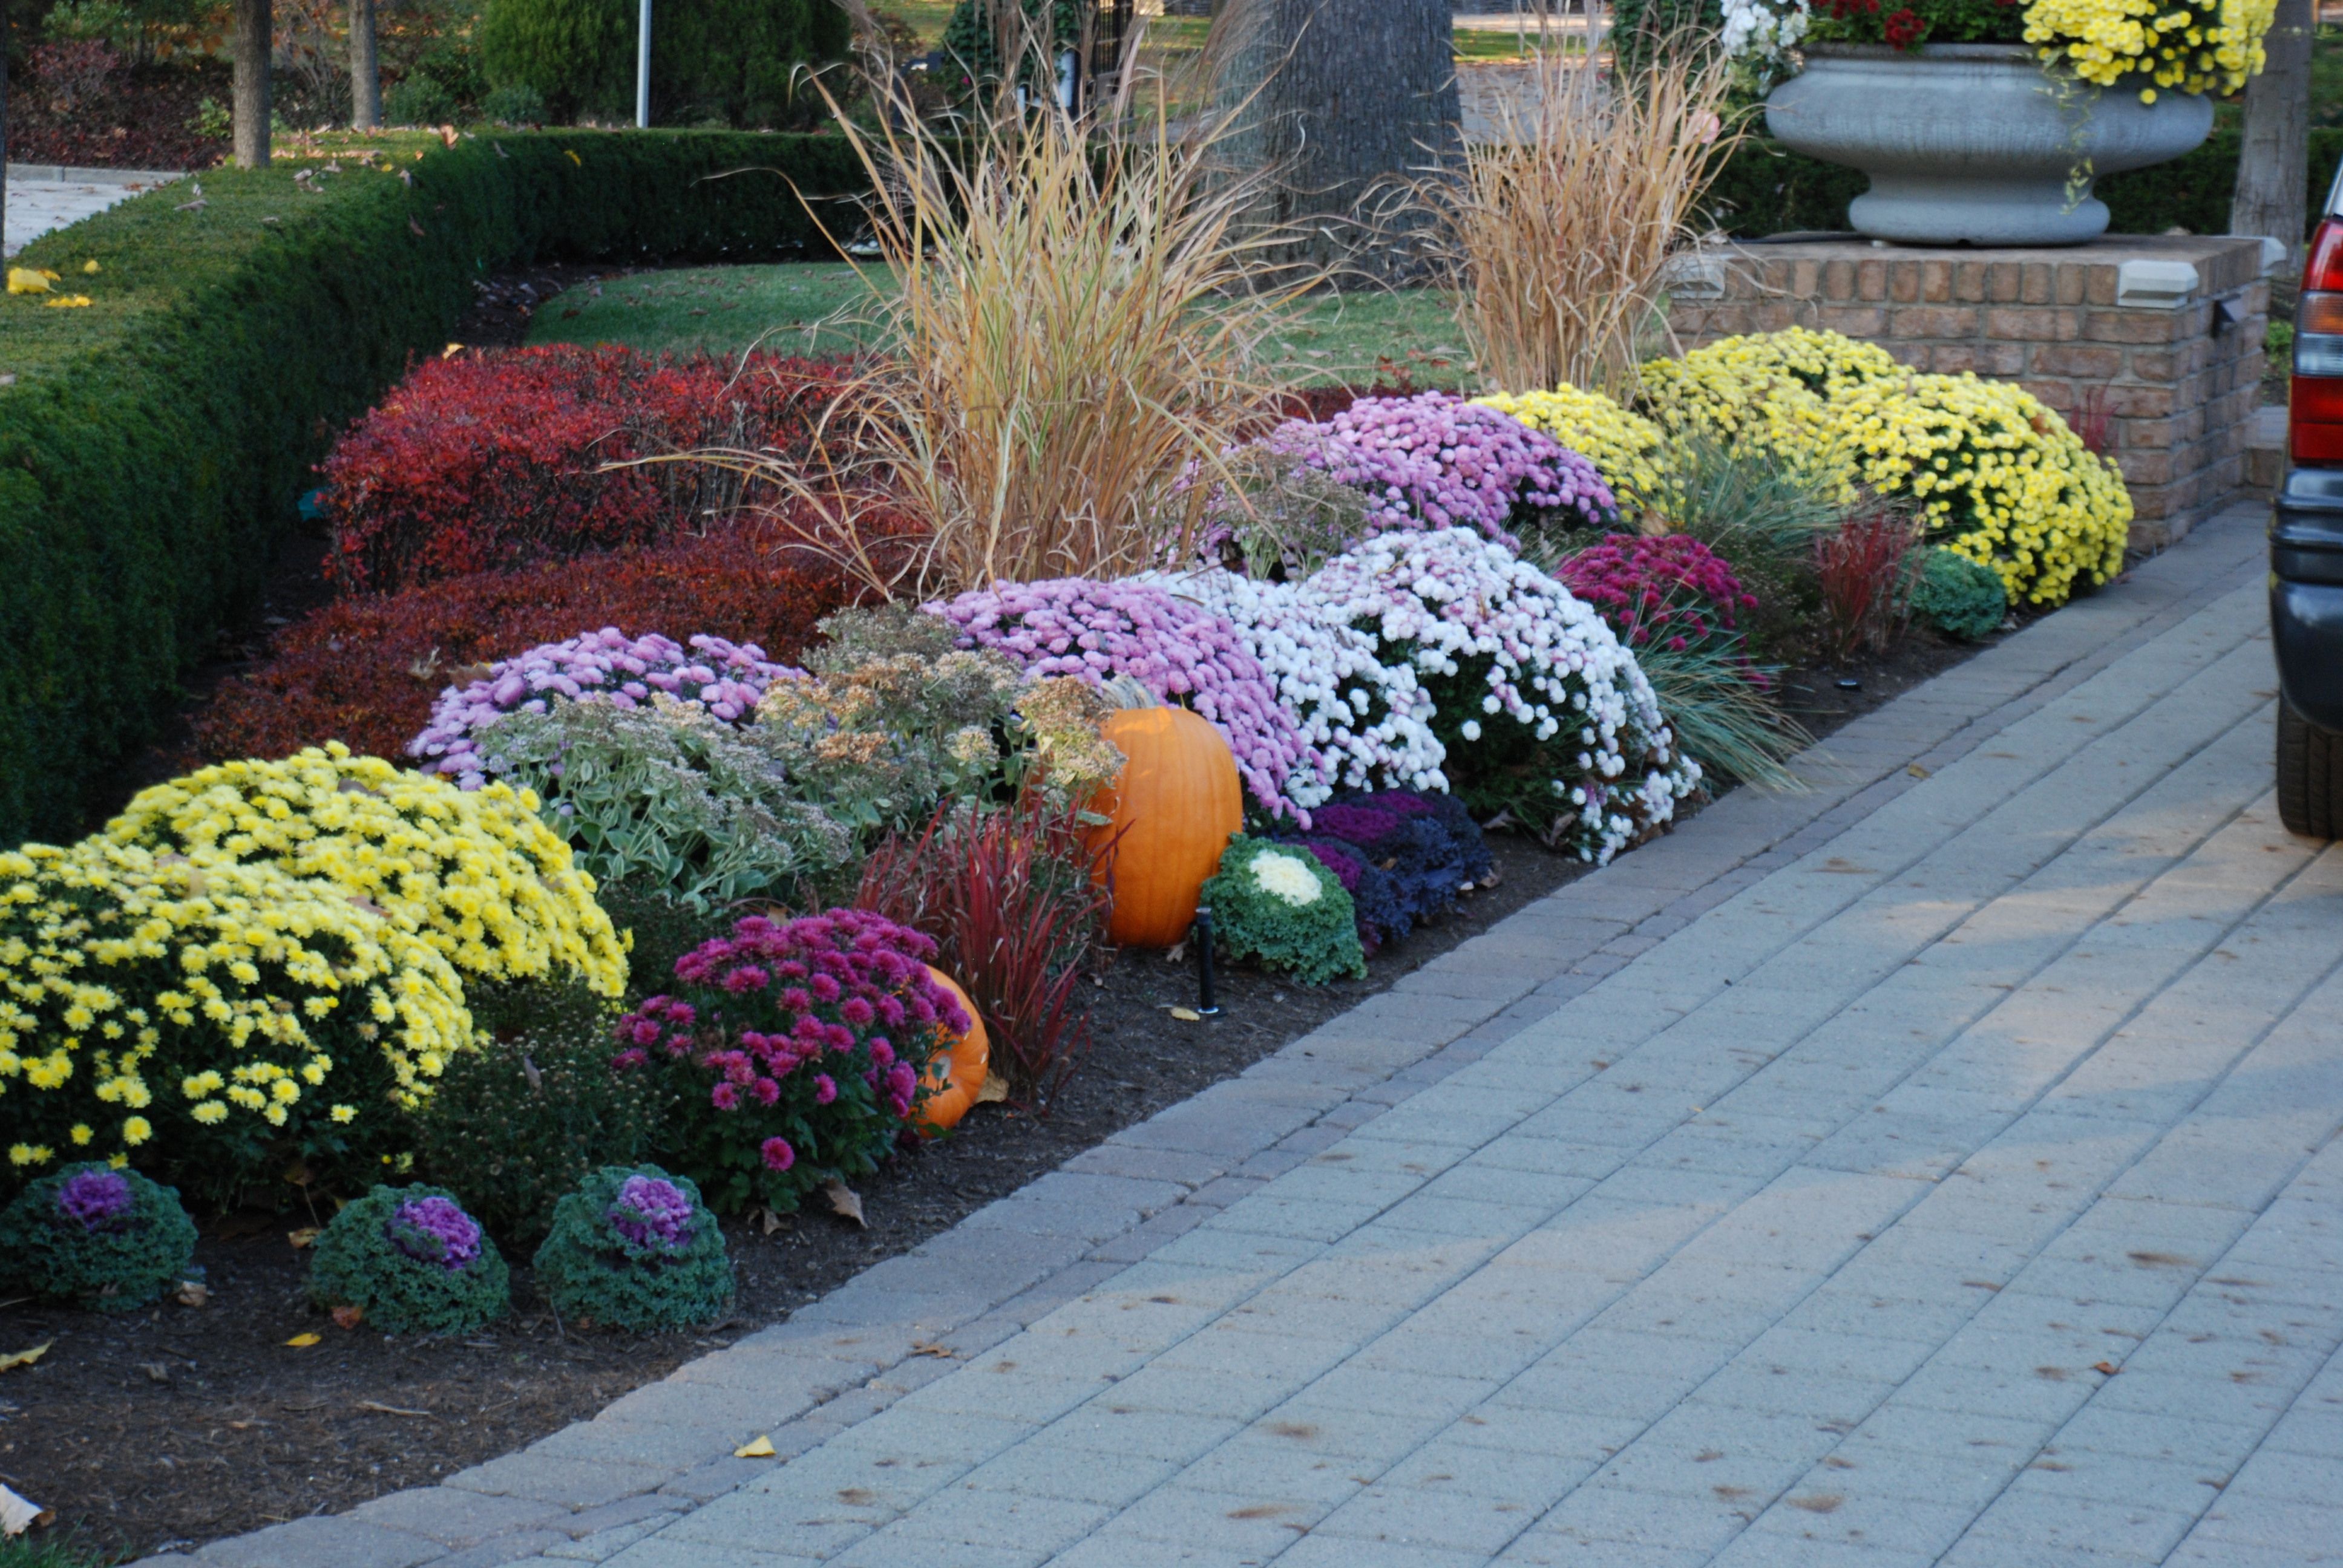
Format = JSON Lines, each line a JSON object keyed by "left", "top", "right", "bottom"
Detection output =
{"left": 636, "top": 0, "right": 652, "bottom": 128}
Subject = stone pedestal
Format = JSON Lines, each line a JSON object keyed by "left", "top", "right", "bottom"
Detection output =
{"left": 1663, "top": 234, "right": 2273, "bottom": 550}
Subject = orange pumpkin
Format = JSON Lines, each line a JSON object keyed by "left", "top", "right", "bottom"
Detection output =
{"left": 1085, "top": 705, "right": 1243, "bottom": 949}
{"left": 915, "top": 967, "right": 991, "bottom": 1135}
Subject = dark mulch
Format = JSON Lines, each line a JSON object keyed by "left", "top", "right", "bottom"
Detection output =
{"left": 3, "top": 619, "right": 1994, "bottom": 1560}
{"left": 8, "top": 60, "right": 228, "bottom": 172}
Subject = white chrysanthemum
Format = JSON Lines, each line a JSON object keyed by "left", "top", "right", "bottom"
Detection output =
{"left": 1250, "top": 848, "right": 1324, "bottom": 907}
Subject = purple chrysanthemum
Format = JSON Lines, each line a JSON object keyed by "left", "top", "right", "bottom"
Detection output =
{"left": 56, "top": 1169, "right": 134, "bottom": 1230}
{"left": 608, "top": 1175, "right": 696, "bottom": 1251}
{"left": 387, "top": 1195, "right": 483, "bottom": 1272}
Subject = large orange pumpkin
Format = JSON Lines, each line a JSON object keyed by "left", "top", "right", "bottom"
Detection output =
{"left": 916, "top": 967, "right": 991, "bottom": 1136}
{"left": 1085, "top": 705, "right": 1243, "bottom": 949}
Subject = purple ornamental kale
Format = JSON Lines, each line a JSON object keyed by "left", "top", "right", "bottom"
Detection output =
{"left": 609, "top": 1175, "right": 696, "bottom": 1251}
{"left": 388, "top": 1195, "right": 484, "bottom": 1272}
{"left": 56, "top": 1169, "right": 134, "bottom": 1230}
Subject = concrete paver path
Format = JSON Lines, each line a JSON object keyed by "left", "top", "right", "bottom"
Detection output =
{"left": 4, "top": 165, "right": 180, "bottom": 258}
{"left": 165, "top": 502, "right": 2343, "bottom": 1568}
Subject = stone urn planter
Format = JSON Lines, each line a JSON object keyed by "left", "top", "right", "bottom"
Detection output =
{"left": 1763, "top": 43, "right": 2214, "bottom": 247}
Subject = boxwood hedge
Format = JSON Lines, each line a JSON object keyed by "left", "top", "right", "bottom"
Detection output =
{"left": 0, "top": 128, "right": 870, "bottom": 846}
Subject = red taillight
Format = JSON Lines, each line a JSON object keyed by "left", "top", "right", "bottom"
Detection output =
{"left": 2296, "top": 219, "right": 2343, "bottom": 466}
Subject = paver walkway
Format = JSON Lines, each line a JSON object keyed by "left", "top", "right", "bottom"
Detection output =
{"left": 163, "top": 501, "right": 2343, "bottom": 1568}
{"left": 4, "top": 166, "right": 179, "bottom": 258}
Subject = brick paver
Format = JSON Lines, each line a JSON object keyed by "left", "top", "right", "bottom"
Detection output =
{"left": 153, "top": 501, "right": 2342, "bottom": 1567}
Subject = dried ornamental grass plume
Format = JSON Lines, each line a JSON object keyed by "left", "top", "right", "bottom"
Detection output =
{"left": 1408, "top": 43, "right": 1742, "bottom": 395}
{"left": 1298, "top": 529, "right": 1699, "bottom": 861}
{"left": 0, "top": 1163, "right": 197, "bottom": 1312}
{"left": 476, "top": 701, "right": 854, "bottom": 913}
{"left": 928, "top": 578, "right": 1311, "bottom": 820}
{"left": 1132, "top": 567, "right": 1446, "bottom": 807}
{"left": 0, "top": 840, "right": 474, "bottom": 1203}
{"left": 532, "top": 1165, "right": 734, "bottom": 1332}
{"left": 1471, "top": 386, "right": 1668, "bottom": 515}
{"left": 620, "top": 909, "right": 965, "bottom": 1214}
{"left": 308, "top": 1184, "right": 511, "bottom": 1336}
{"left": 103, "top": 744, "right": 627, "bottom": 1001}
{"left": 1253, "top": 393, "right": 1619, "bottom": 547}
{"left": 410, "top": 629, "right": 804, "bottom": 789}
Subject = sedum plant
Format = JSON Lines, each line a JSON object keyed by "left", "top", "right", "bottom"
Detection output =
{"left": 1910, "top": 544, "right": 2011, "bottom": 641}
{"left": 0, "top": 1163, "right": 197, "bottom": 1312}
{"left": 1203, "top": 837, "right": 1365, "bottom": 986}
{"left": 309, "top": 1184, "right": 511, "bottom": 1336}
{"left": 532, "top": 1166, "right": 733, "bottom": 1331}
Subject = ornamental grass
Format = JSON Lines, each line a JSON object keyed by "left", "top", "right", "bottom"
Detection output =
{"left": 718, "top": 21, "right": 1319, "bottom": 597}
{"left": 1410, "top": 43, "right": 1742, "bottom": 397}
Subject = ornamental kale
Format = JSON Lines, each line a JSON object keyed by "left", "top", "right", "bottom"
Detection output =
{"left": 1253, "top": 392, "right": 1619, "bottom": 547}
{"left": 410, "top": 628, "right": 802, "bottom": 789}
{"left": 620, "top": 909, "right": 967, "bottom": 1215}
{"left": 1202, "top": 838, "right": 1366, "bottom": 985}
{"left": 532, "top": 1165, "right": 734, "bottom": 1332}
{"left": 309, "top": 1184, "right": 511, "bottom": 1336}
{"left": 928, "top": 578, "right": 1311, "bottom": 819}
{"left": 1299, "top": 529, "right": 1698, "bottom": 861}
{"left": 1290, "top": 838, "right": 1407, "bottom": 955}
{"left": 0, "top": 1163, "right": 197, "bottom": 1313}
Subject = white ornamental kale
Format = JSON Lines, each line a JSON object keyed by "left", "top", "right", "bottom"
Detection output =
{"left": 1133, "top": 567, "right": 1448, "bottom": 809}
{"left": 1296, "top": 529, "right": 1700, "bottom": 864}
{"left": 1720, "top": 0, "right": 1810, "bottom": 83}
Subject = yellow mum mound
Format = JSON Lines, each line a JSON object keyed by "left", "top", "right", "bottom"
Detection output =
{"left": 0, "top": 841, "right": 471, "bottom": 1198}
{"left": 103, "top": 743, "right": 626, "bottom": 1001}
{"left": 1473, "top": 385, "right": 1668, "bottom": 514}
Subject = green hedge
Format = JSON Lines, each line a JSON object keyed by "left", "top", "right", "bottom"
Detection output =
{"left": 0, "top": 129, "right": 873, "bottom": 847}
{"left": 1705, "top": 126, "right": 2343, "bottom": 240}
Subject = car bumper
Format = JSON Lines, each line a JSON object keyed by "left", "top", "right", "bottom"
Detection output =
{"left": 2272, "top": 466, "right": 2343, "bottom": 732}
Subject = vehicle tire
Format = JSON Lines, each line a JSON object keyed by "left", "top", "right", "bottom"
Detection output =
{"left": 2276, "top": 699, "right": 2343, "bottom": 840}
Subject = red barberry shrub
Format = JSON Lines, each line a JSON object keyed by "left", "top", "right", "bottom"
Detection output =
{"left": 193, "top": 529, "right": 865, "bottom": 766}
{"left": 319, "top": 345, "right": 860, "bottom": 595}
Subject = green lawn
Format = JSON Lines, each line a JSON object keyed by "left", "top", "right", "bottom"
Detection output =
{"left": 526, "top": 262, "right": 1475, "bottom": 386}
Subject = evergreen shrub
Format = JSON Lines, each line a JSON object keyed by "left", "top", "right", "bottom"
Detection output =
{"left": 1910, "top": 545, "right": 2011, "bottom": 642}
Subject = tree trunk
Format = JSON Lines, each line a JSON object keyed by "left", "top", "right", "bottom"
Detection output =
{"left": 2, "top": 0, "right": 10, "bottom": 260}
{"left": 2230, "top": 0, "right": 2312, "bottom": 279}
{"left": 350, "top": 0, "right": 382, "bottom": 130}
{"left": 233, "top": 0, "right": 272, "bottom": 169}
{"left": 1208, "top": 0, "right": 1460, "bottom": 279}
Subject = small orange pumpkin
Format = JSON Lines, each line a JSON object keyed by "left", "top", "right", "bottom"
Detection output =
{"left": 915, "top": 967, "right": 990, "bottom": 1135}
{"left": 1085, "top": 705, "right": 1243, "bottom": 949}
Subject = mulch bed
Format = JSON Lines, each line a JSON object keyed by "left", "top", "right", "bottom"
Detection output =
{"left": 5, "top": 621, "right": 1993, "bottom": 1560}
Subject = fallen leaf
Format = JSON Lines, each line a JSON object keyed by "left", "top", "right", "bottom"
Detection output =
{"left": 82, "top": 259, "right": 100, "bottom": 274}
{"left": 1907, "top": 763, "right": 1932, "bottom": 779}
{"left": 141, "top": 1362, "right": 171, "bottom": 1383}
{"left": 399, "top": 167, "right": 413, "bottom": 186}
{"left": 758, "top": 1207, "right": 784, "bottom": 1236}
{"left": 1168, "top": 1007, "right": 1202, "bottom": 1022}
{"left": 0, "top": 1482, "right": 51, "bottom": 1537}
{"left": 910, "top": 1341, "right": 955, "bottom": 1359}
{"left": 565, "top": 149, "right": 583, "bottom": 166}
{"left": 286, "top": 1227, "right": 320, "bottom": 1249}
{"left": 408, "top": 217, "right": 427, "bottom": 237}
{"left": 0, "top": 1343, "right": 50, "bottom": 1373}
{"left": 357, "top": 1399, "right": 431, "bottom": 1417}
{"left": 330, "top": 1304, "right": 365, "bottom": 1330}
{"left": 42, "top": 295, "right": 94, "bottom": 309}
{"left": 821, "top": 1178, "right": 865, "bottom": 1227}
{"left": 284, "top": 1333, "right": 321, "bottom": 1348}
{"left": 441, "top": 342, "right": 464, "bottom": 359}
{"left": 734, "top": 1434, "right": 776, "bottom": 1458}
{"left": 2092, "top": 1361, "right": 2121, "bottom": 1376}
{"left": 5, "top": 267, "right": 52, "bottom": 295}
{"left": 975, "top": 1072, "right": 1009, "bottom": 1105}
{"left": 176, "top": 1279, "right": 209, "bottom": 1307}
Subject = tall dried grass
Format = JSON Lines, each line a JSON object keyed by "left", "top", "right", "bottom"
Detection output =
{"left": 726, "top": 6, "right": 1322, "bottom": 600}
{"left": 1414, "top": 44, "right": 1741, "bottom": 397}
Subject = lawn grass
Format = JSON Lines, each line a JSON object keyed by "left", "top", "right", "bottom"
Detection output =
{"left": 525, "top": 262, "right": 1476, "bottom": 387}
